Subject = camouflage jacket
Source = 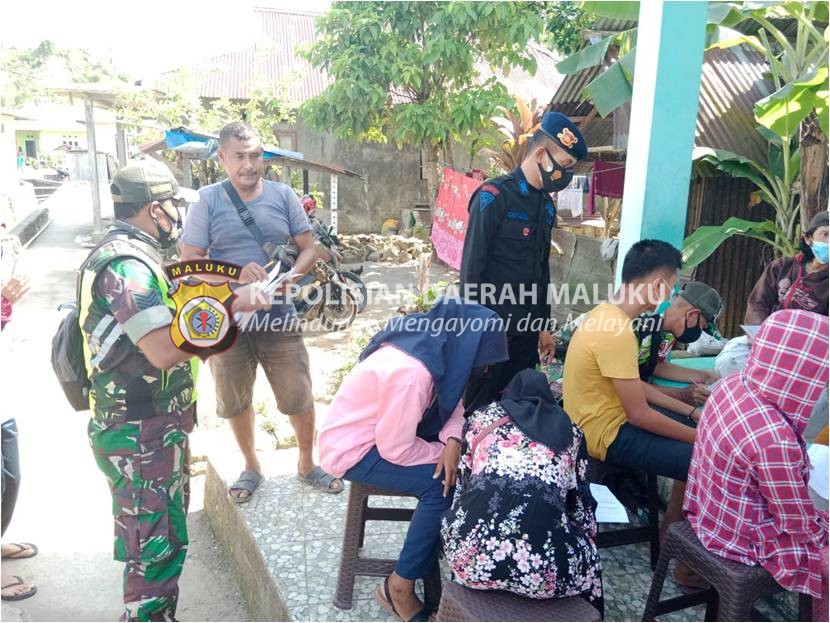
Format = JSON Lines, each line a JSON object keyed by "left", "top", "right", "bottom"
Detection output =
{"left": 78, "top": 221, "right": 197, "bottom": 424}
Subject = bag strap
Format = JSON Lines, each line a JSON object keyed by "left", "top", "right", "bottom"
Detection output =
{"left": 222, "top": 179, "right": 267, "bottom": 248}
{"left": 469, "top": 415, "right": 511, "bottom": 459}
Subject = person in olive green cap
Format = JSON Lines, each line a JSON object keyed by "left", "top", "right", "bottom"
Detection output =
{"left": 80, "top": 160, "right": 267, "bottom": 621}
{"left": 634, "top": 281, "right": 725, "bottom": 416}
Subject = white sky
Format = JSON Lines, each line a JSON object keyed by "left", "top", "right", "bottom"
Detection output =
{"left": 1, "top": 0, "right": 332, "bottom": 80}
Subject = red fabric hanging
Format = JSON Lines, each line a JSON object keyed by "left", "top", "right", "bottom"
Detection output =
{"left": 589, "top": 161, "right": 626, "bottom": 214}
{"left": 430, "top": 168, "right": 481, "bottom": 270}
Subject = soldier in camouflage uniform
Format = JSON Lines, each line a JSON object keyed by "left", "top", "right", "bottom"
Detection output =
{"left": 79, "top": 161, "right": 267, "bottom": 620}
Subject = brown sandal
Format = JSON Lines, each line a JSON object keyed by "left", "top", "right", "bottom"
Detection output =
{"left": 374, "top": 577, "right": 430, "bottom": 622}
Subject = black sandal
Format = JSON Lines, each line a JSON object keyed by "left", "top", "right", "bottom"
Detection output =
{"left": 2, "top": 576, "right": 37, "bottom": 602}
{"left": 374, "top": 576, "right": 430, "bottom": 622}
{"left": 1, "top": 542, "right": 38, "bottom": 560}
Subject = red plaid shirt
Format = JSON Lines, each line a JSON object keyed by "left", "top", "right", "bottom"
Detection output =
{"left": 685, "top": 310, "right": 829, "bottom": 597}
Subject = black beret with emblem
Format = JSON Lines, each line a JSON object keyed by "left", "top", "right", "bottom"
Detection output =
{"left": 538, "top": 112, "right": 588, "bottom": 160}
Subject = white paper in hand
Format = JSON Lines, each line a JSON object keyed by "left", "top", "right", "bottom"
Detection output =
{"left": 234, "top": 261, "right": 294, "bottom": 331}
{"left": 590, "top": 483, "right": 630, "bottom": 523}
{"left": 807, "top": 444, "right": 829, "bottom": 501}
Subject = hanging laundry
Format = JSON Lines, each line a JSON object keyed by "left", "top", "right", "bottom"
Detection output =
{"left": 589, "top": 161, "right": 626, "bottom": 214}
{"left": 556, "top": 175, "right": 588, "bottom": 218}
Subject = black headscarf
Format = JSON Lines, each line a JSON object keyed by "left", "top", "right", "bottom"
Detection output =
{"left": 360, "top": 298, "right": 509, "bottom": 441}
{"left": 500, "top": 369, "right": 574, "bottom": 452}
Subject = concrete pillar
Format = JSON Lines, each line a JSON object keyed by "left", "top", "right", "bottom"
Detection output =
{"left": 84, "top": 96, "right": 103, "bottom": 234}
{"left": 616, "top": 0, "right": 708, "bottom": 283}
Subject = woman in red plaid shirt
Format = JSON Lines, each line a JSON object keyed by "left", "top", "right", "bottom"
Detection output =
{"left": 685, "top": 309, "right": 828, "bottom": 615}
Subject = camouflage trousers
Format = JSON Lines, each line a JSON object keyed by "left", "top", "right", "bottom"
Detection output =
{"left": 89, "top": 408, "right": 195, "bottom": 621}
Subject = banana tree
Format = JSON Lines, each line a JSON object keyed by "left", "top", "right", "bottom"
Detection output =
{"left": 683, "top": 143, "right": 800, "bottom": 268}
{"left": 683, "top": 3, "right": 828, "bottom": 269}
{"left": 556, "top": 1, "right": 828, "bottom": 268}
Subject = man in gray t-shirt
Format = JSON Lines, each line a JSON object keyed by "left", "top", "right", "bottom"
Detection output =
{"left": 181, "top": 122, "right": 344, "bottom": 501}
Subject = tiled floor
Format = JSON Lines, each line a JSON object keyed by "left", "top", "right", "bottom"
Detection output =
{"left": 214, "top": 457, "right": 798, "bottom": 622}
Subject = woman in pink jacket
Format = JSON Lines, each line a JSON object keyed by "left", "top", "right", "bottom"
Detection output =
{"left": 319, "top": 299, "right": 508, "bottom": 621}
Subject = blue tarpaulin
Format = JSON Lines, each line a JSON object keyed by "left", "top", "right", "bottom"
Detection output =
{"left": 161, "top": 126, "right": 363, "bottom": 179}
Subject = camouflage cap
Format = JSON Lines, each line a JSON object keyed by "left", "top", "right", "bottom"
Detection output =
{"left": 110, "top": 160, "right": 199, "bottom": 205}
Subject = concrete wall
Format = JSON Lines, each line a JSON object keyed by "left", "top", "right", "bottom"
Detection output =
{"left": 289, "top": 121, "right": 429, "bottom": 234}
{"left": 282, "top": 121, "right": 493, "bottom": 235}
{"left": 549, "top": 229, "right": 615, "bottom": 325}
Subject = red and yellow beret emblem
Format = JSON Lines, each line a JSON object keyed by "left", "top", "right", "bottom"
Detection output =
{"left": 557, "top": 128, "right": 579, "bottom": 149}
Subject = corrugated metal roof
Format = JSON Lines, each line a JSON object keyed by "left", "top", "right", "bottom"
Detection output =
{"left": 549, "top": 65, "right": 602, "bottom": 117}
{"left": 547, "top": 45, "right": 772, "bottom": 163}
{"left": 158, "top": 7, "right": 562, "bottom": 105}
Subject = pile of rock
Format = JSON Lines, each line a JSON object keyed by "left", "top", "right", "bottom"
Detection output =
{"left": 338, "top": 234, "right": 433, "bottom": 264}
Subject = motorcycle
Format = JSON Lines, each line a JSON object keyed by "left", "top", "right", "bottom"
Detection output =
{"left": 312, "top": 224, "right": 368, "bottom": 314}
{"left": 299, "top": 194, "right": 368, "bottom": 313}
{"left": 292, "top": 256, "right": 358, "bottom": 332}
{"left": 272, "top": 226, "right": 362, "bottom": 332}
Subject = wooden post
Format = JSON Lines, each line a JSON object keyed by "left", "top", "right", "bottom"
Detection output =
{"left": 115, "top": 123, "right": 128, "bottom": 168}
{"left": 330, "top": 174, "right": 338, "bottom": 234}
{"left": 84, "top": 96, "right": 103, "bottom": 234}
{"left": 302, "top": 169, "right": 309, "bottom": 194}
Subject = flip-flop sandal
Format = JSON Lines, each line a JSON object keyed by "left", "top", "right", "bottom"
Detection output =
{"left": 297, "top": 465, "right": 344, "bottom": 494}
{"left": 2, "top": 576, "right": 37, "bottom": 602}
{"left": 1, "top": 542, "right": 38, "bottom": 560}
{"left": 228, "top": 470, "right": 262, "bottom": 504}
{"left": 374, "top": 577, "right": 430, "bottom": 622}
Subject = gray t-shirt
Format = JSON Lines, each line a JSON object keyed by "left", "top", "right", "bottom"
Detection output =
{"left": 182, "top": 180, "right": 310, "bottom": 325}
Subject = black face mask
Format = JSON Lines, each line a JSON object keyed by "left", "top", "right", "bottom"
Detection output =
{"left": 152, "top": 204, "right": 182, "bottom": 249}
{"left": 538, "top": 149, "right": 574, "bottom": 193}
{"left": 676, "top": 313, "right": 703, "bottom": 344}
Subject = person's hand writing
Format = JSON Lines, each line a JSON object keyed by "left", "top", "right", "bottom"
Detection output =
{"left": 681, "top": 382, "right": 710, "bottom": 406}
{"left": 232, "top": 284, "right": 272, "bottom": 313}
{"left": 433, "top": 438, "right": 462, "bottom": 497}
{"left": 238, "top": 262, "right": 269, "bottom": 284}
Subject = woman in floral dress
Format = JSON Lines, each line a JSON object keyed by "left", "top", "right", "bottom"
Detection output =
{"left": 441, "top": 369, "right": 603, "bottom": 612}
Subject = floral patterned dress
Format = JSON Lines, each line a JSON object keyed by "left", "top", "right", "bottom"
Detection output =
{"left": 440, "top": 402, "right": 603, "bottom": 609}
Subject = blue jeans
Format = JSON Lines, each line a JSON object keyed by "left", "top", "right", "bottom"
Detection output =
{"left": 343, "top": 447, "right": 451, "bottom": 580}
{"left": 605, "top": 406, "right": 695, "bottom": 482}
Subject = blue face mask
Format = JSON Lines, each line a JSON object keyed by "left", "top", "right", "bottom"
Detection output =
{"left": 812, "top": 240, "right": 829, "bottom": 264}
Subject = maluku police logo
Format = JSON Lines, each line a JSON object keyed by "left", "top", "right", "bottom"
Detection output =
{"left": 166, "top": 260, "right": 241, "bottom": 360}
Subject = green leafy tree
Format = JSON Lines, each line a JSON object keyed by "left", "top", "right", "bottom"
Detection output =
{"left": 539, "top": 1, "right": 595, "bottom": 57}
{"left": 299, "top": 1, "right": 544, "bottom": 203}
{"left": 0, "top": 40, "right": 131, "bottom": 107}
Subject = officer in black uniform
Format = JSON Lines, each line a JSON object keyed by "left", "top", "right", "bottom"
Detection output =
{"left": 461, "top": 112, "right": 588, "bottom": 412}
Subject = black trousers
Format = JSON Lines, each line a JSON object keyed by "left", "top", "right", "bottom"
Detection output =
{"left": 1, "top": 418, "right": 21, "bottom": 535}
{"left": 463, "top": 332, "right": 539, "bottom": 415}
